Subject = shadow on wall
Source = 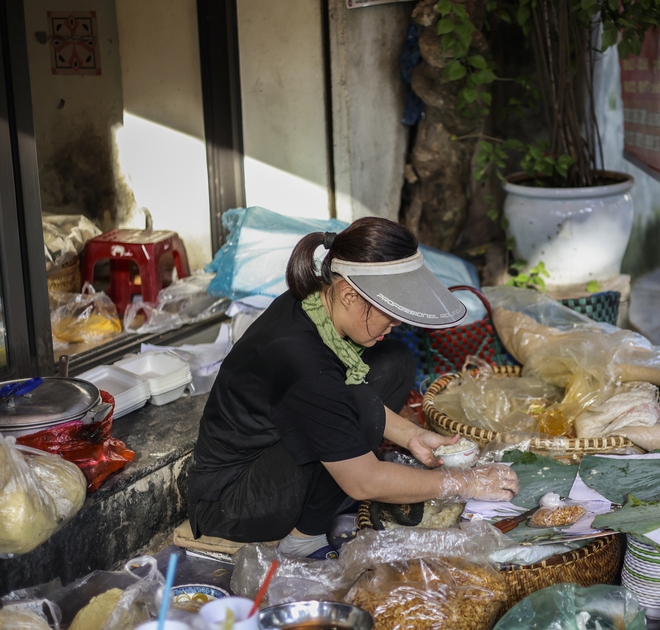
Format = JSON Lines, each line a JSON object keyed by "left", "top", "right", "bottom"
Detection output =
{"left": 622, "top": 208, "right": 660, "bottom": 280}
{"left": 41, "top": 123, "right": 135, "bottom": 233}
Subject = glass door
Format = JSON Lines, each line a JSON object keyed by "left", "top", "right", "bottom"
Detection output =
{"left": 0, "top": 273, "right": 7, "bottom": 375}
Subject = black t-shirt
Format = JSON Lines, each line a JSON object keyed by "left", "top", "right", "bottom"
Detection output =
{"left": 188, "top": 291, "right": 385, "bottom": 505}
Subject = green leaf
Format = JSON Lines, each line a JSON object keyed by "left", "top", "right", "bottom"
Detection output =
{"left": 436, "top": 0, "right": 452, "bottom": 16}
{"left": 586, "top": 280, "right": 601, "bottom": 293}
{"left": 468, "top": 54, "right": 488, "bottom": 69}
{"left": 480, "top": 140, "right": 493, "bottom": 153}
{"left": 503, "top": 139, "right": 524, "bottom": 150}
{"left": 581, "top": 0, "right": 597, "bottom": 9}
{"left": 445, "top": 60, "right": 466, "bottom": 81}
{"left": 441, "top": 32, "right": 457, "bottom": 51}
{"left": 487, "top": 208, "right": 499, "bottom": 221}
{"left": 618, "top": 38, "right": 631, "bottom": 59}
{"left": 436, "top": 18, "right": 455, "bottom": 34}
{"left": 500, "top": 216, "right": 509, "bottom": 229}
{"left": 462, "top": 87, "right": 478, "bottom": 103}
{"left": 506, "top": 236, "right": 516, "bottom": 250}
{"left": 481, "top": 91, "right": 492, "bottom": 106}
{"left": 510, "top": 259, "right": 526, "bottom": 271}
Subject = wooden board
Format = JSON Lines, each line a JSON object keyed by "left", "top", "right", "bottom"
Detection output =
{"left": 173, "top": 520, "right": 279, "bottom": 555}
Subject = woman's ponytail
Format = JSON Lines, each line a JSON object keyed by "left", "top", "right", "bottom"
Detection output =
{"left": 286, "top": 232, "right": 326, "bottom": 299}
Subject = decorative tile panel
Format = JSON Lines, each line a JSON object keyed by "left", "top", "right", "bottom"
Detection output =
{"left": 48, "top": 11, "right": 101, "bottom": 75}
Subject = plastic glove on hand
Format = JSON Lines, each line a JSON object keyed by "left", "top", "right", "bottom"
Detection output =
{"left": 440, "top": 464, "right": 520, "bottom": 502}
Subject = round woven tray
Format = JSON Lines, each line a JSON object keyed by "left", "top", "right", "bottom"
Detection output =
{"left": 357, "top": 501, "right": 623, "bottom": 613}
{"left": 47, "top": 255, "right": 81, "bottom": 294}
{"left": 422, "top": 366, "right": 633, "bottom": 454}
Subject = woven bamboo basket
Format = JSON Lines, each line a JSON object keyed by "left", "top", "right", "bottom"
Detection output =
{"left": 357, "top": 502, "right": 624, "bottom": 614}
{"left": 422, "top": 366, "right": 633, "bottom": 454}
{"left": 47, "top": 255, "right": 81, "bottom": 294}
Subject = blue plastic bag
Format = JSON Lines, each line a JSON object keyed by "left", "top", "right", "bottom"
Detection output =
{"left": 206, "top": 207, "right": 486, "bottom": 323}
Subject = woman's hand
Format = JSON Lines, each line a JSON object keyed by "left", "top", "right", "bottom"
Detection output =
{"left": 439, "top": 464, "right": 520, "bottom": 502}
{"left": 406, "top": 430, "right": 460, "bottom": 468}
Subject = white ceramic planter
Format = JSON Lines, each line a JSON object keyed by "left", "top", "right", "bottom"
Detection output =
{"left": 503, "top": 171, "right": 635, "bottom": 287}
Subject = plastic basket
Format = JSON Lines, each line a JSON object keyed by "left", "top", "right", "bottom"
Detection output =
{"left": 559, "top": 290, "right": 620, "bottom": 325}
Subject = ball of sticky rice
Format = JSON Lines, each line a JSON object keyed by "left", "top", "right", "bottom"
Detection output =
{"left": 0, "top": 608, "right": 51, "bottom": 629}
{"left": 69, "top": 588, "right": 124, "bottom": 630}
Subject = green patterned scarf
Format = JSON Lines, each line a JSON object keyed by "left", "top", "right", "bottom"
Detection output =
{"left": 302, "top": 291, "right": 369, "bottom": 385}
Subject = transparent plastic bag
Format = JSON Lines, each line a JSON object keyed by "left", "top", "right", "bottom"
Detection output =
{"left": 478, "top": 432, "right": 567, "bottom": 463}
{"left": 50, "top": 283, "right": 121, "bottom": 345}
{"left": 492, "top": 583, "right": 646, "bottom": 630}
{"left": 43, "top": 213, "right": 101, "bottom": 273}
{"left": 439, "top": 356, "right": 563, "bottom": 434}
{"left": 345, "top": 556, "right": 507, "bottom": 630}
{"left": 230, "top": 544, "right": 349, "bottom": 603}
{"left": 528, "top": 493, "right": 588, "bottom": 528}
{"left": 231, "top": 521, "right": 509, "bottom": 604}
{"left": 124, "top": 273, "right": 231, "bottom": 335}
{"left": 0, "top": 434, "right": 86, "bottom": 558}
{"left": 486, "top": 285, "right": 660, "bottom": 387}
{"left": 100, "top": 556, "right": 163, "bottom": 630}
{"left": 0, "top": 607, "right": 54, "bottom": 629}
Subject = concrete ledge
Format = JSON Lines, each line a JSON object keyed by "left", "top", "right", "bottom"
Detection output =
{"left": 0, "top": 392, "right": 207, "bottom": 596}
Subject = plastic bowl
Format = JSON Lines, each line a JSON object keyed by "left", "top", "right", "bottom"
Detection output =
{"left": 435, "top": 440, "right": 479, "bottom": 469}
{"left": 259, "top": 601, "right": 374, "bottom": 630}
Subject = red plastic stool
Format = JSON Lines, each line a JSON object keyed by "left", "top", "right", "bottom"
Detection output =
{"left": 82, "top": 229, "right": 190, "bottom": 315}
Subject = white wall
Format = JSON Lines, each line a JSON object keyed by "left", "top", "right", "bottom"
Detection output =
{"left": 237, "top": 0, "right": 331, "bottom": 219}
{"left": 115, "top": 0, "right": 212, "bottom": 270}
{"left": 329, "top": 0, "right": 411, "bottom": 223}
{"left": 24, "top": 0, "right": 127, "bottom": 231}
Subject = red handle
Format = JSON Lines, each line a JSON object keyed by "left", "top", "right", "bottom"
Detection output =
{"left": 448, "top": 285, "right": 494, "bottom": 321}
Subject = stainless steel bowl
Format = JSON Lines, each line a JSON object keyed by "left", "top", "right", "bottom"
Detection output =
{"left": 259, "top": 601, "right": 373, "bottom": 630}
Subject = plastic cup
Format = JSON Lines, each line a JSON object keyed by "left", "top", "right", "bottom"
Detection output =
{"left": 200, "top": 596, "right": 258, "bottom": 630}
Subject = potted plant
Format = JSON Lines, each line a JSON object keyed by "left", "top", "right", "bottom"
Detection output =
{"left": 434, "top": 0, "right": 660, "bottom": 288}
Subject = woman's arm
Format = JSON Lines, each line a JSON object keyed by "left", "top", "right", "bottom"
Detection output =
{"left": 382, "top": 406, "right": 460, "bottom": 468}
{"left": 322, "top": 452, "right": 519, "bottom": 504}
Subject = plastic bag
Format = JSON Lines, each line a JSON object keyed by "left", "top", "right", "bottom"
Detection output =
{"left": 43, "top": 213, "right": 101, "bottom": 273}
{"left": 205, "top": 207, "right": 487, "bottom": 322}
{"left": 232, "top": 521, "right": 510, "bottom": 606}
{"left": 436, "top": 356, "right": 563, "bottom": 434}
{"left": 486, "top": 285, "right": 660, "bottom": 387}
{"left": 528, "top": 493, "right": 587, "bottom": 528}
{"left": 345, "top": 555, "right": 507, "bottom": 630}
{"left": 124, "top": 273, "right": 231, "bottom": 335}
{"left": 0, "top": 607, "right": 55, "bottom": 629}
{"left": 574, "top": 381, "right": 660, "bottom": 439}
{"left": 493, "top": 583, "right": 646, "bottom": 630}
{"left": 50, "top": 283, "right": 121, "bottom": 346}
{"left": 17, "top": 391, "right": 135, "bottom": 492}
{"left": 478, "top": 432, "right": 568, "bottom": 463}
{"left": 0, "top": 434, "right": 86, "bottom": 558}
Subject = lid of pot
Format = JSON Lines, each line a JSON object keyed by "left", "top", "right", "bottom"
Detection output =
{"left": 0, "top": 377, "right": 101, "bottom": 429}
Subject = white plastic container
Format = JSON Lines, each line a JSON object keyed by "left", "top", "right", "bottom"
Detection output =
{"left": 77, "top": 365, "right": 151, "bottom": 418}
{"left": 115, "top": 351, "right": 192, "bottom": 407}
{"left": 150, "top": 384, "right": 189, "bottom": 406}
{"left": 434, "top": 438, "right": 479, "bottom": 469}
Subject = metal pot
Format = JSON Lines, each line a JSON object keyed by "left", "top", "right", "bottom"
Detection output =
{"left": 0, "top": 377, "right": 112, "bottom": 438}
{"left": 259, "top": 601, "right": 374, "bottom": 630}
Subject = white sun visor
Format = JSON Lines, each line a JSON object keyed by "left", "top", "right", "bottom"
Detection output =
{"left": 331, "top": 251, "right": 468, "bottom": 329}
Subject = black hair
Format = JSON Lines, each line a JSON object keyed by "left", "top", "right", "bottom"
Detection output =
{"left": 286, "top": 217, "right": 418, "bottom": 300}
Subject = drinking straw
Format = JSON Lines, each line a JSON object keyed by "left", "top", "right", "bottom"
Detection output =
{"left": 157, "top": 552, "right": 179, "bottom": 630}
{"left": 248, "top": 559, "right": 280, "bottom": 618}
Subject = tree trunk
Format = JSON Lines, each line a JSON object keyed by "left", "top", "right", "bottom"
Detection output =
{"left": 402, "top": 0, "right": 488, "bottom": 252}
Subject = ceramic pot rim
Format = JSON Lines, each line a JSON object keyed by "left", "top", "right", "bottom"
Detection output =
{"left": 503, "top": 170, "right": 634, "bottom": 199}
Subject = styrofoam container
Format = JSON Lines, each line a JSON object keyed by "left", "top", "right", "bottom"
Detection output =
{"left": 150, "top": 383, "right": 189, "bottom": 406}
{"left": 77, "top": 365, "right": 148, "bottom": 399}
{"left": 114, "top": 352, "right": 190, "bottom": 382}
